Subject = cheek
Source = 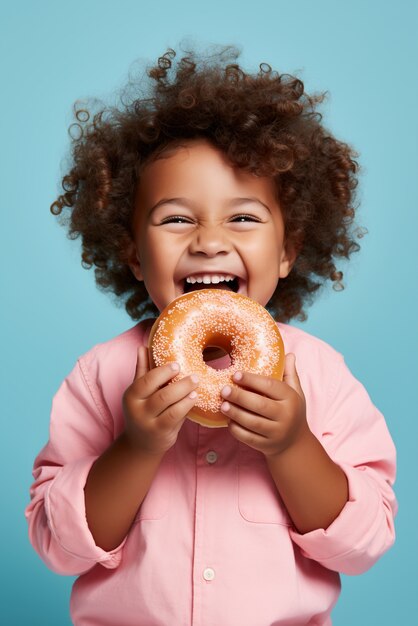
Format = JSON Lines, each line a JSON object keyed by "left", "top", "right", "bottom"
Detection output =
{"left": 265, "top": 228, "right": 284, "bottom": 266}
{"left": 244, "top": 231, "right": 281, "bottom": 270}
{"left": 142, "top": 234, "right": 184, "bottom": 282}
{"left": 142, "top": 232, "right": 168, "bottom": 265}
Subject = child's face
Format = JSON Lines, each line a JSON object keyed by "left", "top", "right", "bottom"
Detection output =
{"left": 128, "top": 139, "right": 296, "bottom": 312}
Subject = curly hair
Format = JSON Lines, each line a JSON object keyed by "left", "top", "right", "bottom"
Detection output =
{"left": 51, "top": 45, "right": 364, "bottom": 323}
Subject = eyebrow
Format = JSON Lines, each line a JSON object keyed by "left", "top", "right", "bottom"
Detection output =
{"left": 148, "top": 196, "right": 271, "bottom": 215}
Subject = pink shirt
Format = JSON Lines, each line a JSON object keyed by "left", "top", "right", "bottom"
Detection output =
{"left": 26, "top": 320, "right": 397, "bottom": 626}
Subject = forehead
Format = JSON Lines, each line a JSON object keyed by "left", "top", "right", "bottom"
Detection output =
{"left": 136, "top": 139, "right": 279, "bottom": 203}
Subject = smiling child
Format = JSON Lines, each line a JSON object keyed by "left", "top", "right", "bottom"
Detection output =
{"left": 26, "top": 47, "right": 396, "bottom": 626}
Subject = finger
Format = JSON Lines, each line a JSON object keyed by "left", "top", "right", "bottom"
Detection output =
{"left": 135, "top": 346, "right": 150, "bottom": 380}
{"left": 158, "top": 389, "right": 199, "bottom": 426}
{"left": 220, "top": 384, "right": 278, "bottom": 421}
{"left": 228, "top": 422, "right": 270, "bottom": 451}
{"left": 134, "top": 360, "right": 181, "bottom": 398}
{"left": 283, "top": 353, "right": 304, "bottom": 398}
{"left": 229, "top": 370, "right": 286, "bottom": 401}
{"left": 220, "top": 401, "right": 271, "bottom": 438}
{"left": 147, "top": 374, "right": 200, "bottom": 416}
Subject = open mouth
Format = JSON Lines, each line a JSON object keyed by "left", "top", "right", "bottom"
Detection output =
{"left": 182, "top": 274, "right": 241, "bottom": 294}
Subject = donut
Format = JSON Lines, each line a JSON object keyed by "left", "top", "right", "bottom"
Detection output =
{"left": 148, "top": 289, "right": 285, "bottom": 428}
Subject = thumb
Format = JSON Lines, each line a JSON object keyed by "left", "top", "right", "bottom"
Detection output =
{"left": 283, "top": 353, "right": 304, "bottom": 398}
{"left": 134, "top": 345, "right": 150, "bottom": 380}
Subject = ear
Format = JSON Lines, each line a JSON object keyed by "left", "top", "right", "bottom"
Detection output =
{"left": 279, "top": 239, "right": 298, "bottom": 279}
{"left": 126, "top": 241, "right": 144, "bottom": 282}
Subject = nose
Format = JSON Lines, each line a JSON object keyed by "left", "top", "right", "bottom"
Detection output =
{"left": 188, "top": 225, "right": 231, "bottom": 257}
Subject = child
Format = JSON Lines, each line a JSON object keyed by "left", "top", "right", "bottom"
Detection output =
{"left": 26, "top": 47, "right": 397, "bottom": 626}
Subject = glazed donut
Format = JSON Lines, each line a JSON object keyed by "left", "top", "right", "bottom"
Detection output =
{"left": 148, "top": 289, "right": 285, "bottom": 428}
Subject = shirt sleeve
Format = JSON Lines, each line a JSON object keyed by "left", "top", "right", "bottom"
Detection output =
{"left": 290, "top": 355, "right": 397, "bottom": 575}
{"left": 25, "top": 358, "right": 125, "bottom": 575}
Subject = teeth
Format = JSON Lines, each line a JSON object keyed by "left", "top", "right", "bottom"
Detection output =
{"left": 185, "top": 274, "right": 236, "bottom": 285}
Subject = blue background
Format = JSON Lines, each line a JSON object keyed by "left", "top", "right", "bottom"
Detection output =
{"left": 1, "top": 0, "right": 417, "bottom": 623}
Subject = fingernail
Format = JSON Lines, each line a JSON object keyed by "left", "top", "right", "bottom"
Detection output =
{"left": 191, "top": 374, "right": 199, "bottom": 384}
{"left": 170, "top": 362, "right": 180, "bottom": 371}
{"left": 221, "top": 401, "right": 230, "bottom": 412}
{"left": 233, "top": 371, "right": 242, "bottom": 381}
{"left": 221, "top": 385, "right": 231, "bottom": 397}
{"left": 189, "top": 390, "right": 198, "bottom": 399}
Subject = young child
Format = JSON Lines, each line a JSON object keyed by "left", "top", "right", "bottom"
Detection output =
{"left": 26, "top": 47, "right": 397, "bottom": 626}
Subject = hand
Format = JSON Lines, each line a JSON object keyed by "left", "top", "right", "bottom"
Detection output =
{"left": 123, "top": 346, "right": 199, "bottom": 456}
{"left": 220, "top": 353, "right": 308, "bottom": 458}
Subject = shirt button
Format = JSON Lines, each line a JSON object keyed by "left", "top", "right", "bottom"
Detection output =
{"left": 203, "top": 567, "right": 215, "bottom": 581}
{"left": 206, "top": 451, "right": 218, "bottom": 464}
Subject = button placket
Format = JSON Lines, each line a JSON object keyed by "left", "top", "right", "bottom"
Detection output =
{"left": 192, "top": 427, "right": 217, "bottom": 620}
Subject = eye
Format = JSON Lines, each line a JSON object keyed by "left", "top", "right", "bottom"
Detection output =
{"left": 230, "top": 214, "right": 262, "bottom": 223}
{"left": 160, "top": 215, "right": 194, "bottom": 225}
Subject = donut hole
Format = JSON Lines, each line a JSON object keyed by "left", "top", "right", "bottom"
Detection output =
{"left": 203, "top": 339, "right": 233, "bottom": 369}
